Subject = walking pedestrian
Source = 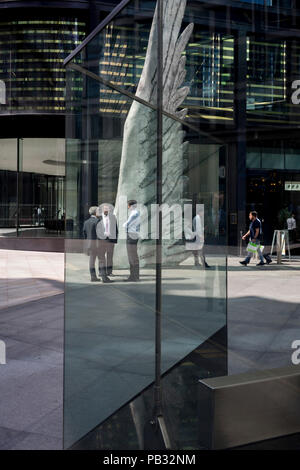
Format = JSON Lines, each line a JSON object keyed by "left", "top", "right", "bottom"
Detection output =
{"left": 240, "top": 211, "right": 266, "bottom": 266}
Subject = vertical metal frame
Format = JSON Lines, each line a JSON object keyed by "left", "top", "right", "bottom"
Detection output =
{"left": 63, "top": 0, "right": 133, "bottom": 67}
{"left": 16, "top": 137, "right": 22, "bottom": 236}
{"left": 154, "top": 0, "right": 163, "bottom": 419}
{"left": 153, "top": 0, "right": 171, "bottom": 450}
{"left": 233, "top": 30, "right": 247, "bottom": 248}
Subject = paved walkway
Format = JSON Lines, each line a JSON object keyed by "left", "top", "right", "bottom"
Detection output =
{"left": 0, "top": 250, "right": 64, "bottom": 450}
{"left": 0, "top": 250, "right": 64, "bottom": 310}
{"left": 228, "top": 256, "right": 300, "bottom": 374}
{"left": 0, "top": 249, "right": 299, "bottom": 449}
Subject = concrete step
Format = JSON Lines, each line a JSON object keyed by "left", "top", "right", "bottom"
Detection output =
{"left": 198, "top": 365, "right": 300, "bottom": 449}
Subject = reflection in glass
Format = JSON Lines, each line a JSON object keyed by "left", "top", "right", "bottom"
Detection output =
{"left": 64, "top": 0, "right": 228, "bottom": 449}
{"left": 64, "top": 69, "right": 157, "bottom": 447}
{"left": 0, "top": 139, "right": 17, "bottom": 236}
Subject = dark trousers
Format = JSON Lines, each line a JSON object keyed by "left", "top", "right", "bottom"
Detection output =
{"left": 98, "top": 240, "right": 115, "bottom": 276}
{"left": 89, "top": 241, "right": 99, "bottom": 271}
{"left": 289, "top": 229, "right": 297, "bottom": 244}
{"left": 126, "top": 238, "right": 139, "bottom": 279}
{"left": 192, "top": 249, "right": 206, "bottom": 266}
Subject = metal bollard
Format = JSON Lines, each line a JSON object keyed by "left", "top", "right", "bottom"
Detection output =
{"left": 239, "top": 231, "right": 243, "bottom": 257}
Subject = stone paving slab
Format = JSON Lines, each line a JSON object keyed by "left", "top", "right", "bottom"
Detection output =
{"left": 0, "top": 249, "right": 64, "bottom": 310}
{"left": 228, "top": 256, "right": 300, "bottom": 374}
{"left": 0, "top": 292, "right": 63, "bottom": 450}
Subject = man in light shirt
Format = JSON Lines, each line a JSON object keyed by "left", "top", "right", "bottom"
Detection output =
{"left": 185, "top": 207, "right": 210, "bottom": 268}
{"left": 123, "top": 200, "right": 140, "bottom": 282}
{"left": 96, "top": 204, "right": 118, "bottom": 283}
{"left": 287, "top": 213, "right": 297, "bottom": 244}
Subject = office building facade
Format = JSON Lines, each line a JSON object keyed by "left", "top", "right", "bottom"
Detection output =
{"left": 0, "top": 0, "right": 118, "bottom": 246}
{"left": 1, "top": 0, "right": 300, "bottom": 451}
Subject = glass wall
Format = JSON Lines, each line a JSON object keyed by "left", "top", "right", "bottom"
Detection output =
{"left": 0, "top": 138, "right": 66, "bottom": 238}
{"left": 0, "top": 12, "right": 87, "bottom": 238}
{"left": 0, "top": 15, "right": 86, "bottom": 114}
{"left": 64, "top": 0, "right": 300, "bottom": 451}
{"left": 64, "top": 67, "right": 158, "bottom": 446}
{"left": 0, "top": 139, "right": 17, "bottom": 235}
{"left": 64, "top": 0, "right": 227, "bottom": 449}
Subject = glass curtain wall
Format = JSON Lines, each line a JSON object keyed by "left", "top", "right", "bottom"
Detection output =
{"left": 0, "top": 138, "right": 66, "bottom": 238}
{"left": 18, "top": 138, "right": 66, "bottom": 237}
{"left": 0, "top": 16, "right": 86, "bottom": 114}
{"left": 0, "top": 139, "right": 17, "bottom": 235}
{"left": 64, "top": 0, "right": 227, "bottom": 449}
{"left": 0, "top": 13, "right": 86, "bottom": 238}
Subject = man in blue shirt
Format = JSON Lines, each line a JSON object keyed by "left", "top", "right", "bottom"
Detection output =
{"left": 123, "top": 200, "right": 140, "bottom": 282}
{"left": 240, "top": 211, "right": 265, "bottom": 266}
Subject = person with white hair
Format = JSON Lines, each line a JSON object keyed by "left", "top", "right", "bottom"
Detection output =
{"left": 83, "top": 206, "right": 100, "bottom": 282}
{"left": 96, "top": 203, "right": 118, "bottom": 283}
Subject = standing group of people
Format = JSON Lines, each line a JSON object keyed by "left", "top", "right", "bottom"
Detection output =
{"left": 83, "top": 200, "right": 140, "bottom": 283}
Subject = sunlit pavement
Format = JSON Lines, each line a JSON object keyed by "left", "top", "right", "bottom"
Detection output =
{"left": 228, "top": 255, "right": 300, "bottom": 374}
{"left": 0, "top": 250, "right": 64, "bottom": 450}
{"left": 0, "top": 249, "right": 300, "bottom": 448}
{"left": 0, "top": 250, "right": 64, "bottom": 310}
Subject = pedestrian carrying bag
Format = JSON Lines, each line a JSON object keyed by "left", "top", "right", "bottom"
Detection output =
{"left": 246, "top": 241, "right": 261, "bottom": 253}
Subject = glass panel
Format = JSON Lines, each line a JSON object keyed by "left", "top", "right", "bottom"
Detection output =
{"left": 0, "top": 138, "right": 17, "bottom": 236}
{"left": 64, "top": 0, "right": 300, "bottom": 450}
{"left": 261, "top": 148, "right": 285, "bottom": 169}
{"left": 182, "top": 30, "right": 234, "bottom": 125}
{"left": 236, "top": 13, "right": 300, "bottom": 385}
{"left": 70, "top": 325, "right": 227, "bottom": 451}
{"left": 0, "top": 16, "right": 86, "bottom": 115}
{"left": 179, "top": 1, "right": 235, "bottom": 126}
{"left": 75, "top": 1, "right": 156, "bottom": 95}
{"left": 246, "top": 35, "right": 300, "bottom": 126}
{"left": 71, "top": 0, "right": 235, "bottom": 127}
{"left": 285, "top": 150, "right": 300, "bottom": 170}
{"left": 159, "top": 131, "right": 227, "bottom": 447}
{"left": 64, "top": 0, "right": 228, "bottom": 450}
{"left": 247, "top": 149, "right": 261, "bottom": 169}
{"left": 64, "top": 67, "right": 157, "bottom": 448}
{"left": 17, "top": 138, "right": 65, "bottom": 238}
{"left": 247, "top": 37, "right": 287, "bottom": 123}
{"left": 159, "top": 1, "right": 227, "bottom": 447}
